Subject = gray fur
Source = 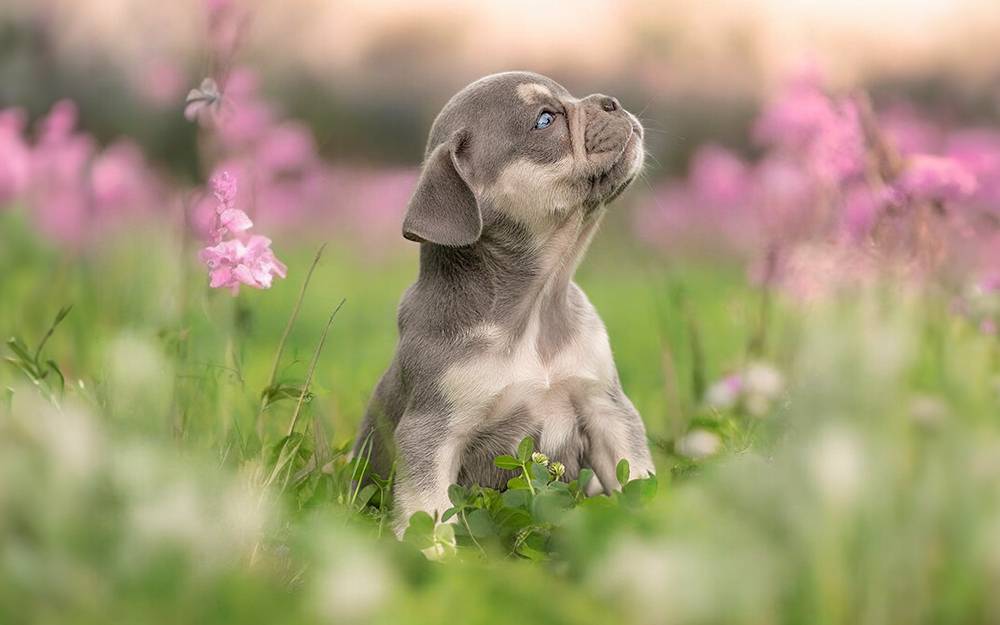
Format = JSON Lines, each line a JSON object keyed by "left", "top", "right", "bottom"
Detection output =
{"left": 352, "top": 71, "right": 654, "bottom": 534}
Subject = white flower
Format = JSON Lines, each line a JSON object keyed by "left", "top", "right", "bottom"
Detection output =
{"left": 313, "top": 541, "right": 395, "bottom": 624}
{"left": 676, "top": 429, "right": 722, "bottom": 460}
{"left": 809, "top": 426, "right": 863, "bottom": 507}
{"left": 743, "top": 362, "right": 784, "bottom": 399}
{"left": 705, "top": 374, "right": 743, "bottom": 409}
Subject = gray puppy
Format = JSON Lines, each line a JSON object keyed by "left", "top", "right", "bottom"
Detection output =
{"left": 353, "top": 71, "right": 654, "bottom": 534}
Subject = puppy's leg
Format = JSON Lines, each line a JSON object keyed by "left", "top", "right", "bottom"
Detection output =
{"left": 581, "top": 384, "right": 655, "bottom": 494}
{"left": 392, "top": 410, "right": 462, "bottom": 537}
{"left": 352, "top": 360, "right": 405, "bottom": 482}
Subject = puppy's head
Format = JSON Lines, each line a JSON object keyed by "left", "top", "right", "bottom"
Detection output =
{"left": 403, "top": 71, "right": 644, "bottom": 246}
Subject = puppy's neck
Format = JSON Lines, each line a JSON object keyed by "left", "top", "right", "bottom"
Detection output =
{"left": 416, "top": 208, "right": 602, "bottom": 336}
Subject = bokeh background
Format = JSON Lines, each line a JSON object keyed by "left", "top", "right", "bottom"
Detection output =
{"left": 2, "top": 2, "right": 1000, "bottom": 624}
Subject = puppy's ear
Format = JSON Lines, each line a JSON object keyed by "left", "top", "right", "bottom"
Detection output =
{"left": 402, "top": 131, "right": 482, "bottom": 246}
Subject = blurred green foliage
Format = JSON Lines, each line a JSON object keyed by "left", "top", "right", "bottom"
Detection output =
{"left": 2, "top": 211, "right": 999, "bottom": 624}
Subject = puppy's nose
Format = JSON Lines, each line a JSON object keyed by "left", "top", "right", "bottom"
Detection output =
{"left": 600, "top": 96, "right": 620, "bottom": 112}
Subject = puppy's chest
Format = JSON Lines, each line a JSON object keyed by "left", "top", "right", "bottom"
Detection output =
{"left": 440, "top": 312, "right": 614, "bottom": 424}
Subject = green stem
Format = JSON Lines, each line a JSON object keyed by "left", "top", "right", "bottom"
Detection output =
{"left": 521, "top": 463, "right": 536, "bottom": 497}
{"left": 285, "top": 298, "right": 346, "bottom": 437}
{"left": 256, "top": 243, "right": 326, "bottom": 435}
{"left": 461, "top": 509, "right": 487, "bottom": 556}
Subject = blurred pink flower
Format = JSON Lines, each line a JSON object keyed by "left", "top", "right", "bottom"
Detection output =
{"left": 839, "top": 184, "right": 882, "bottom": 242}
{"left": 90, "top": 140, "right": 158, "bottom": 215}
{"left": 689, "top": 145, "right": 751, "bottom": 205}
{"left": 754, "top": 81, "right": 835, "bottom": 149}
{"left": 28, "top": 100, "right": 96, "bottom": 244}
{"left": 945, "top": 129, "right": 1000, "bottom": 205}
{"left": 808, "top": 100, "right": 865, "bottom": 184}
{"left": 898, "top": 154, "right": 977, "bottom": 202}
{"left": 139, "top": 60, "right": 187, "bottom": 108}
{"left": 0, "top": 108, "right": 31, "bottom": 204}
{"left": 880, "top": 104, "right": 945, "bottom": 156}
{"left": 213, "top": 70, "right": 274, "bottom": 148}
{"left": 754, "top": 69, "right": 865, "bottom": 185}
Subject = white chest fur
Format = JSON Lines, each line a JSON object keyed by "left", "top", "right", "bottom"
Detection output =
{"left": 439, "top": 300, "right": 615, "bottom": 441}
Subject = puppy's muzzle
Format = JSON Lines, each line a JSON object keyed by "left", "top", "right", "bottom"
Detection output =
{"left": 579, "top": 94, "right": 643, "bottom": 205}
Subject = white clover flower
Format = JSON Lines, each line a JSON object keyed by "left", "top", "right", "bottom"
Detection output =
{"left": 531, "top": 451, "right": 549, "bottom": 466}
{"left": 676, "top": 429, "right": 722, "bottom": 460}
{"left": 743, "top": 362, "right": 784, "bottom": 400}
{"left": 705, "top": 374, "right": 743, "bottom": 409}
{"left": 313, "top": 541, "right": 396, "bottom": 624}
{"left": 809, "top": 426, "right": 863, "bottom": 507}
{"left": 549, "top": 461, "right": 566, "bottom": 478}
{"left": 594, "top": 539, "right": 716, "bottom": 624}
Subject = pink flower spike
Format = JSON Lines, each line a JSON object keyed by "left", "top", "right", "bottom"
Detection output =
{"left": 198, "top": 234, "right": 286, "bottom": 295}
{"left": 211, "top": 170, "right": 237, "bottom": 208}
{"left": 219, "top": 207, "right": 252, "bottom": 232}
{"left": 899, "top": 155, "right": 977, "bottom": 202}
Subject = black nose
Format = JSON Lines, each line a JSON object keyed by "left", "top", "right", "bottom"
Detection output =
{"left": 600, "top": 96, "right": 620, "bottom": 112}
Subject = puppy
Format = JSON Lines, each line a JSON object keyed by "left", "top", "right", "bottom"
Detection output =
{"left": 353, "top": 71, "right": 654, "bottom": 533}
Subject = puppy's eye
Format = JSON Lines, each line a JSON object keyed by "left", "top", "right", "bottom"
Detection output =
{"left": 534, "top": 111, "right": 555, "bottom": 130}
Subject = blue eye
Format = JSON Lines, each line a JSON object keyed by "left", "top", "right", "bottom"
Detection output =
{"left": 535, "top": 111, "right": 555, "bottom": 129}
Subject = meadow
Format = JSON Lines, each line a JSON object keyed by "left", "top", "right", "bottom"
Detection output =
{"left": 4, "top": 205, "right": 1000, "bottom": 624}
{"left": 3, "top": 1, "right": 1000, "bottom": 622}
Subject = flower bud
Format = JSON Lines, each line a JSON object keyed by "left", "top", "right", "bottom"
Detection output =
{"left": 549, "top": 461, "right": 565, "bottom": 478}
{"left": 530, "top": 452, "right": 549, "bottom": 466}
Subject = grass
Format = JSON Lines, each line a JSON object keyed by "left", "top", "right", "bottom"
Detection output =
{"left": 2, "top": 207, "right": 999, "bottom": 624}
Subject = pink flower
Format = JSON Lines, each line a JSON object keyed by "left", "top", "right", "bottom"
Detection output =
{"left": 90, "top": 140, "right": 158, "bottom": 216}
{"left": 198, "top": 171, "right": 285, "bottom": 294}
{"left": 211, "top": 170, "right": 238, "bottom": 208}
{"left": 945, "top": 129, "right": 1000, "bottom": 205}
{"left": 753, "top": 68, "right": 864, "bottom": 185}
{"left": 689, "top": 145, "right": 751, "bottom": 205}
{"left": 139, "top": 60, "right": 186, "bottom": 108}
{"left": 199, "top": 235, "right": 287, "bottom": 294}
{"left": 28, "top": 100, "right": 96, "bottom": 244}
{"left": 880, "top": 104, "right": 945, "bottom": 156}
{"left": 218, "top": 207, "right": 252, "bottom": 235}
{"left": 208, "top": 170, "right": 251, "bottom": 241}
{"left": 898, "top": 154, "right": 977, "bottom": 202}
{"left": 839, "top": 184, "right": 881, "bottom": 242}
{"left": 808, "top": 99, "right": 865, "bottom": 184}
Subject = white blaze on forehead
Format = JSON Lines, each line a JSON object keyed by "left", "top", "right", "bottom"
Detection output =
{"left": 516, "top": 82, "right": 553, "bottom": 104}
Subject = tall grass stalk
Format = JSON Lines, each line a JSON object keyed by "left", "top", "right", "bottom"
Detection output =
{"left": 255, "top": 243, "right": 327, "bottom": 436}
{"left": 285, "top": 297, "right": 346, "bottom": 437}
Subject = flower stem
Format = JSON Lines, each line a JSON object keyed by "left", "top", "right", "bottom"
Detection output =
{"left": 256, "top": 243, "right": 326, "bottom": 436}
{"left": 285, "top": 298, "right": 345, "bottom": 437}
